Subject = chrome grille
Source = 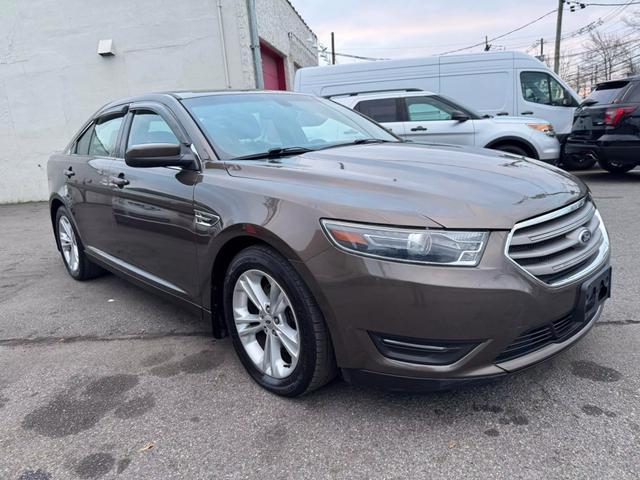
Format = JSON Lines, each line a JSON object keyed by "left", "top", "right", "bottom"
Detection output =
{"left": 506, "top": 198, "right": 609, "bottom": 287}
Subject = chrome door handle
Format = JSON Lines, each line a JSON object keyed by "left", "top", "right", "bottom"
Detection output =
{"left": 110, "top": 174, "right": 130, "bottom": 188}
{"left": 521, "top": 111, "right": 534, "bottom": 115}
{"left": 410, "top": 126, "right": 427, "bottom": 132}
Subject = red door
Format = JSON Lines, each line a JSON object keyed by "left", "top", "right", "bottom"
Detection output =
{"left": 260, "top": 42, "right": 286, "bottom": 90}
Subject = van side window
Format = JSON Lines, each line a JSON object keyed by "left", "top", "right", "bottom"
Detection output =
{"left": 74, "top": 124, "right": 94, "bottom": 155}
{"left": 405, "top": 96, "right": 455, "bottom": 121}
{"left": 520, "top": 72, "right": 577, "bottom": 107}
{"left": 354, "top": 98, "right": 401, "bottom": 122}
{"left": 89, "top": 115, "right": 125, "bottom": 157}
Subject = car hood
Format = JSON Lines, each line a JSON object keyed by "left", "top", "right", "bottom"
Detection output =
{"left": 223, "top": 143, "right": 587, "bottom": 229}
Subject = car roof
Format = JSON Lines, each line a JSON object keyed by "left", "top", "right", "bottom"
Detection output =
{"left": 334, "top": 91, "right": 437, "bottom": 103}
{"left": 97, "top": 90, "right": 315, "bottom": 114}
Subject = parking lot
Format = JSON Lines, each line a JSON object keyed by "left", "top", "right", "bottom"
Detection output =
{"left": 0, "top": 169, "right": 638, "bottom": 480}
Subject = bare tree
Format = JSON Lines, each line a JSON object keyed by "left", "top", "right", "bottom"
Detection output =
{"left": 582, "top": 31, "right": 634, "bottom": 82}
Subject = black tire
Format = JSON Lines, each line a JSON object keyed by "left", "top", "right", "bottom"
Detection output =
{"left": 492, "top": 144, "right": 529, "bottom": 157}
{"left": 54, "top": 206, "right": 104, "bottom": 281}
{"left": 223, "top": 245, "right": 336, "bottom": 396}
{"left": 598, "top": 158, "right": 636, "bottom": 174}
{"left": 562, "top": 154, "right": 597, "bottom": 171}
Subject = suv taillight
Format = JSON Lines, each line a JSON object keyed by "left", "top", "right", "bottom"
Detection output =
{"left": 603, "top": 106, "right": 637, "bottom": 126}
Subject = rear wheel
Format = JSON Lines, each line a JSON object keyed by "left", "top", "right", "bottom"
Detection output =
{"left": 598, "top": 157, "right": 636, "bottom": 174}
{"left": 562, "top": 153, "right": 597, "bottom": 170}
{"left": 223, "top": 245, "right": 336, "bottom": 396}
{"left": 55, "top": 206, "right": 104, "bottom": 280}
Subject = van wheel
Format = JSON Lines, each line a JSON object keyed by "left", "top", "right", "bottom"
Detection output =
{"left": 598, "top": 158, "right": 635, "bottom": 174}
{"left": 493, "top": 144, "right": 529, "bottom": 157}
{"left": 562, "top": 153, "right": 597, "bottom": 170}
{"left": 55, "top": 206, "right": 104, "bottom": 280}
{"left": 223, "top": 245, "right": 336, "bottom": 396}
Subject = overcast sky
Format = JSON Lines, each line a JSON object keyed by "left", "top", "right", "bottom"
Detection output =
{"left": 291, "top": 0, "right": 636, "bottom": 64}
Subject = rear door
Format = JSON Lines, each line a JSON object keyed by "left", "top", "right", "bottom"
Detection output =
{"left": 401, "top": 95, "right": 475, "bottom": 145}
{"left": 352, "top": 97, "right": 405, "bottom": 136}
{"left": 517, "top": 70, "right": 579, "bottom": 135}
{"left": 106, "top": 102, "right": 200, "bottom": 302}
{"left": 63, "top": 109, "right": 126, "bottom": 254}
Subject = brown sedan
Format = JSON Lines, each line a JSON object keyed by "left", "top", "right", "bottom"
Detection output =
{"left": 47, "top": 91, "right": 611, "bottom": 396}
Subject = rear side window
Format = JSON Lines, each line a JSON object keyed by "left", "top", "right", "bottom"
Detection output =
{"left": 89, "top": 115, "right": 124, "bottom": 157}
{"left": 74, "top": 124, "right": 94, "bottom": 155}
{"left": 127, "top": 111, "right": 180, "bottom": 147}
{"left": 405, "top": 96, "right": 455, "bottom": 121}
{"left": 354, "top": 98, "right": 401, "bottom": 122}
{"left": 623, "top": 82, "right": 640, "bottom": 103}
{"left": 520, "top": 71, "right": 577, "bottom": 107}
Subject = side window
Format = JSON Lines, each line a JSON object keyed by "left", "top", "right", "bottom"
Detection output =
{"left": 89, "top": 115, "right": 124, "bottom": 157}
{"left": 405, "top": 96, "right": 455, "bottom": 121}
{"left": 623, "top": 82, "right": 640, "bottom": 103}
{"left": 521, "top": 71, "right": 577, "bottom": 107}
{"left": 354, "top": 98, "right": 401, "bottom": 123}
{"left": 127, "top": 111, "right": 180, "bottom": 147}
{"left": 74, "top": 124, "right": 94, "bottom": 155}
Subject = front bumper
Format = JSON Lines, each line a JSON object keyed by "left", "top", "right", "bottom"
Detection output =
{"left": 304, "top": 231, "right": 610, "bottom": 390}
{"left": 565, "top": 135, "right": 640, "bottom": 166}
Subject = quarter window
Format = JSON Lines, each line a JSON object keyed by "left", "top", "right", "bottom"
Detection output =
{"left": 128, "top": 111, "right": 180, "bottom": 147}
{"left": 354, "top": 98, "right": 401, "bottom": 122}
{"left": 89, "top": 115, "right": 124, "bottom": 157}
{"left": 520, "top": 71, "right": 577, "bottom": 107}
{"left": 74, "top": 124, "right": 94, "bottom": 155}
{"left": 405, "top": 96, "right": 455, "bottom": 121}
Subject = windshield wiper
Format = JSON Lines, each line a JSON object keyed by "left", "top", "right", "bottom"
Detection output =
{"left": 232, "top": 146, "right": 315, "bottom": 160}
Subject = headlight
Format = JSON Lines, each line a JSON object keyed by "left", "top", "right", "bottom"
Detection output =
{"left": 527, "top": 123, "right": 555, "bottom": 137}
{"left": 321, "top": 220, "right": 488, "bottom": 266}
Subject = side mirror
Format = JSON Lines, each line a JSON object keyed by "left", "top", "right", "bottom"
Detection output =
{"left": 125, "top": 143, "right": 196, "bottom": 169}
{"left": 451, "top": 111, "right": 470, "bottom": 122}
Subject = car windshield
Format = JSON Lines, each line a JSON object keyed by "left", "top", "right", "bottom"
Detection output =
{"left": 182, "top": 93, "right": 399, "bottom": 160}
{"left": 585, "top": 81, "right": 629, "bottom": 105}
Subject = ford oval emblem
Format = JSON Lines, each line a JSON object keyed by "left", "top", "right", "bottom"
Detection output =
{"left": 578, "top": 228, "right": 592, "bottom": 245}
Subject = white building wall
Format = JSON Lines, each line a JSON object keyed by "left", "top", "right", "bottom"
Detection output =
{"left": 255, "top": 0, "right": 318, "bottom": 88}
{"left": 0, "top": 0, "right": 317, "bottom": 203}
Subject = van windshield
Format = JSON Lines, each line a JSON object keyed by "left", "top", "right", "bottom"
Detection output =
{"left": 182, "top": 93, "right": 399, "bottom": 160}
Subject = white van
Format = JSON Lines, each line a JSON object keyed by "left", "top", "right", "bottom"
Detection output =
{"left": 294, "top": 51, "right": 581, "bottom": 137}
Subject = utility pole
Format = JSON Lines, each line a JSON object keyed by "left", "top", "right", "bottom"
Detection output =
{"left": 540, "top": 38, "right": 544, "bottom": 61}
{"left": 484, "top": 36, "right": 490, "bottom": 51}
{"left": 553, "top": 0, "right": 564, "bottom": 73}
{"left": 331, "top": 32, "right": 336, "bottom": 65}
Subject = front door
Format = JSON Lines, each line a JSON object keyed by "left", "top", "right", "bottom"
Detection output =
{"left": 401, "top": 95, "right": 475, "bottom": 145}
{"left": 517, "top": 70, "right": 579, "bottom": 135}
{"left": 107, "top": 103, "right": 200, "bottom": 302}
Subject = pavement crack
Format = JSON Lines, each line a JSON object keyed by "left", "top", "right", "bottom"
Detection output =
{"left": 0, "top": 331, "right": 212, "bottom": 347}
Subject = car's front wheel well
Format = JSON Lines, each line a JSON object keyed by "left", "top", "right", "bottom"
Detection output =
{"left": 210, "top": 235, "right": 267, "bottom": 338}
{"left": 50, "top": 198, "right": 65, "bottom": 250}
{"left": 486, "top": 138, "right": 538, "bottom": 159}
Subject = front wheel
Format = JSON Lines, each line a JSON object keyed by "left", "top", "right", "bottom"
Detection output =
{"left": 55, "top": 206, "right": 104, "bottom": 280}
{"left": 492, "top": 144, "right": 529, "bottom": 157}
{"left": 598, "top": 157, "right": 636, "bottom": 174}
{"left": 223, "top": 245, "right": 336, "bottom": 396}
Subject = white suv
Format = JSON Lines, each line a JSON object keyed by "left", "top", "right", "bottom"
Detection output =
{"left": 333, "top": 91, "right": 560, "bottom": 162}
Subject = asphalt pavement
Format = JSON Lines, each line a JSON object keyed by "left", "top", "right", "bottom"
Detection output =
{"left": 0, "top": 169, "right": 639, "bottom": 480}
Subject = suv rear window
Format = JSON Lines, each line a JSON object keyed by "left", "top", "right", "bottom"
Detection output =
{"left": 622, "top": 82, "right": 640, "bottom": 103}
{"left": 354, "top": 98, "right": 401, "bottom": 123}
{"left": 586, "top": 80, "right": 630, "bottom": 105}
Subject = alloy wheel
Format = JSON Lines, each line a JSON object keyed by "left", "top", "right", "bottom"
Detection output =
{"left": 58, "top": 215, "right": 79, "bottom": 273}
{"left": 232, "top": 269, "right": 300, "bottom": 379}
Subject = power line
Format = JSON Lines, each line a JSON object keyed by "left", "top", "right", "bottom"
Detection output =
{"left": 438, "top": 8, "right": 559, "bottom": 55}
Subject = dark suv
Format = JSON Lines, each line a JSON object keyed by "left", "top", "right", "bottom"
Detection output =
{"left": 48, "top": 91, "right": 611, "bottom": 396}
{"left": 564, "top": 77, "right": 640, "bottom": 172}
